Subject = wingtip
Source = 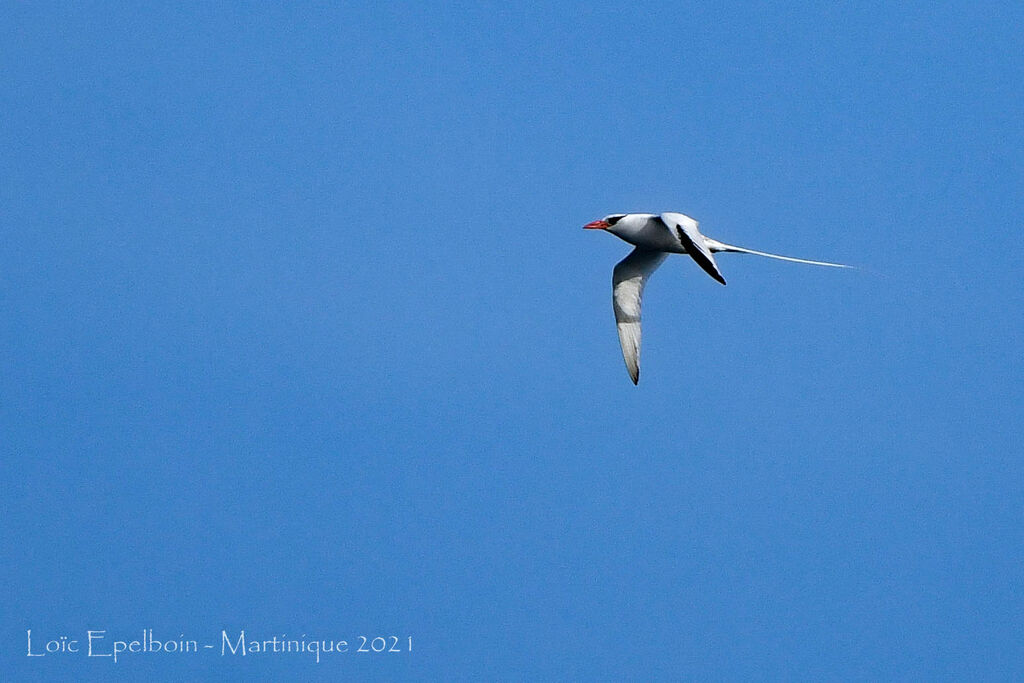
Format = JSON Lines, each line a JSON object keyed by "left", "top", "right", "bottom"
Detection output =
{"left": 626, "top": 365, "right": 639, "bottom": 384}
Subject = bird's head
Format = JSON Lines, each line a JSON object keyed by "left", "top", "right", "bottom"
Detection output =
{"left": 583, "top": 214, "right": 626, "bottom": 232}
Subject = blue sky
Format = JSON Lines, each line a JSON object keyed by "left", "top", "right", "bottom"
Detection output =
{"left": 2, "top": 2, "right": 1022, "bottom": 680}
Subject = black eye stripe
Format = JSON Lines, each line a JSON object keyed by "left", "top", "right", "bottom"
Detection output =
{"left": 607, "top": 215, "right": 623, "bottom": 226}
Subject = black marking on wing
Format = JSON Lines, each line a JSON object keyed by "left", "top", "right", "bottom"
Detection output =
{"left": 675, "top": 226, "right": 726, "bottom": 285}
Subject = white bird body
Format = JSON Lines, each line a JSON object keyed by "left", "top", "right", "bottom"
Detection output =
{"left": 604, "top": 213, "right": 688, "bottom": 253}
{"left": 584, "top": 212, "right": 850, "bottom": 384}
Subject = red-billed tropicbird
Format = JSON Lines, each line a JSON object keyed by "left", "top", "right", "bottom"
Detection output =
{"left": 584, "top": 212, "right": 849, "bottom": 384}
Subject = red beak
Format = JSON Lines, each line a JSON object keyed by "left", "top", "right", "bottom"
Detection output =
{"left": 583, "top": 220, "right": 609, "bottom": 230}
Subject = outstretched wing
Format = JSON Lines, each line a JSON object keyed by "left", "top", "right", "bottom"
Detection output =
{"left": 660, "top": 212, "right": 726, "bottom": 285}
{"left": 612, "top": 248, "right": 668, "bottom": 385}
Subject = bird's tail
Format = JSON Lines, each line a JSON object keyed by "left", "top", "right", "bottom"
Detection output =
{"left": 704, "top": 238, "right": 851, "bottom": 269}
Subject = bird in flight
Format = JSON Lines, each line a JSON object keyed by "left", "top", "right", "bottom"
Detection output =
{"left": 584, "top": 212, "right": 850, "bottom": 384}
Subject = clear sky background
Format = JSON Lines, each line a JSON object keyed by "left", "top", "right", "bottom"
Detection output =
{"left": 2, "top": 2, "right": 1022, "bottom": 680}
